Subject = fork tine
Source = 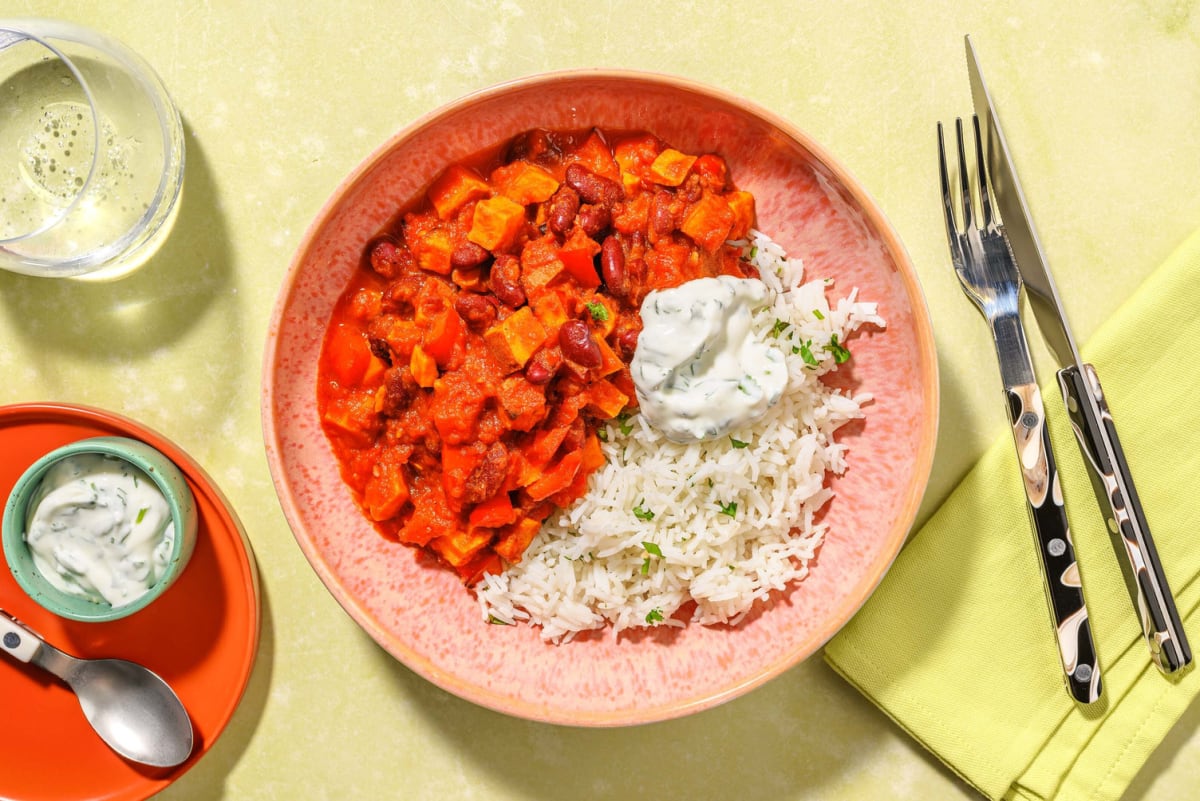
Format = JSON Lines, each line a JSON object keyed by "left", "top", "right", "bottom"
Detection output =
{"left": 936, "top": 123, "right": 960, "bottom": 250}
{"left": 954, "top": 118, "right": 973, "bottom": 229}
{"left": 970, "top": 115, "right": 994, "bottom": 227}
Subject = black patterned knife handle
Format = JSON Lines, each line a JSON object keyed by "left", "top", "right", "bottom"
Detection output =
{"left": 1058, "top": 363, "right": 1191, "bottom": 674}
{"left": 1006, "top": 382, "right": 1103, "bottom": 703}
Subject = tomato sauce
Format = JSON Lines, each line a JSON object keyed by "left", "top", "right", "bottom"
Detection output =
{"left": 317, "top": 127, "right": 756, "bottom": 584}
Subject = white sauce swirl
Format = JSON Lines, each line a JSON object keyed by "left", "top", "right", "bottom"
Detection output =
{"left": 631, "top": 275, "right": 787, "bottom": 443}
{"left": 24, "top": 453, "right": 176, "bottom": 607}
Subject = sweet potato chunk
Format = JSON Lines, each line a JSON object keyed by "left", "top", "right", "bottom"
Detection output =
{"left": 492, "top": 161, "right": 560, "bottom": 205}
{"left": 428, "top": 165, "right": 491, "bottom": 219}
{"left": 680, "top": 191, "right": 735, "bottom": 252}
{"left": 649, "top": 148, "right": 697, "bottom": 187}
{"left": 493, "top": 518, "right": 541, "bottom": 563}
{"left": 484, "top": 307, "right": 548, "bottom": 370}
{"left": 468, "top": 195, "right": 527, "bottom": 252}
{"left": 363, "top": 458, "right": 410, "bottom": 521}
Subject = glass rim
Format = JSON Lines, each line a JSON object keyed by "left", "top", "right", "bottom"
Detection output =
{"left": 0, "top": 18, "right": 185, "bottom": 278}
{"left": 0, "top": 25, "right": 103, "bottom": 247}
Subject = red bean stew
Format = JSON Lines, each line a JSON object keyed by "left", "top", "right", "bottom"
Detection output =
{"left": 318, "top": 128, "right": 757, "bottom": 583}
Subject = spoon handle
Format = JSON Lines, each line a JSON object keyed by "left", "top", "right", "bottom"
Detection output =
{"left": 0, "top": 611, "right": 44, "bottom": 664}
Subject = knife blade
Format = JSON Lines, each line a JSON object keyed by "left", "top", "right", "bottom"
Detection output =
{"left": 965, "top": 35, "right": 1191, "bottom": 674}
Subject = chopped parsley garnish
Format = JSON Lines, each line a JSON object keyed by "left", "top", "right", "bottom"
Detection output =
{"left": 645, "top": 608, "right": 665, "bottom": 623}
{"left": 616, "top": 412, "right": 634, "bottom": 436}
{"left": 634, "top": 505, "right": 655, "bottom": 522}
{"left": 730, "top": 437, "right": 750, "bottom": 449}
{"left": 640, "top": 558, "right": 651, "bottom": 575}
{"left": 799, "top": 340, "right": 819, "bottom": 367}
{"left": 642, "top": 541, "right": 663, "bottom": 557}
{"left": 812, "top": 308, "right": 826, "bottom": 320}
{"left": 135, "top": 507, "right": 148, "bottom": 524}
{"left": 718, "top": 500, "right": 738, "bottom": 518}
{"left": 828, "top": 334, "right": 851, "bottom": 364}
{"left": 586, "top": 301, "right": 609, "bottom": 322}
{"left": 487, "top": 615, "right": 512, "bottom": 626}
{"left": 769, "top": 318, "right": 790, "bottom": 338}
{"left": 597, "top": 428, "right": 609, "bottom": 442}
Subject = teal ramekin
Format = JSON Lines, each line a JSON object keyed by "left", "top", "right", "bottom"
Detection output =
{"left": 2, "top": 436, "right": 198, "bottom": 622}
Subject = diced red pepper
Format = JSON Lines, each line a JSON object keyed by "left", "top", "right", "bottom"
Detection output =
{"left": 428, "top": 164, "right": 491, "bottom": 219}
{"left": 423, "top": 307, "right": 464, "bottom": 367}
{"left": 558, "top": 227, "right": 602, "bottom": 288}
{"left": 525, "top": 450, "right": 583, "bottom": 501}
{"left": 326, "top": 323, "right": 374, "bottom": 387}
{"left": 566, "top": 129, "right": 621, "bottom": 182}
{"left": 440, "top": 443, "right": 484, "bottom": 509}
{"left": 468, "top": 492, "right": 518, "bottom": 529}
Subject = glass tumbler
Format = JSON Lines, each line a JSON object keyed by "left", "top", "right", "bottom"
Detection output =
{"left": 0, "top": 19, "right": 184, "bottom": 280}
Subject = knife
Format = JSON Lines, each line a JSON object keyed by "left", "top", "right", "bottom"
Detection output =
{"left": 965, "top": 35, "right": 1192, "bottom": 674}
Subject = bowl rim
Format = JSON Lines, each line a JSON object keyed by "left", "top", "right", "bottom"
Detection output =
{"left": 261, "top": 68, "right": 941, "bottom": 724}
{"left": 2, "top": 434, "right": 198, "bottom": 622}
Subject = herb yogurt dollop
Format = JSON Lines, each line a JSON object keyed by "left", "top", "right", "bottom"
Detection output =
{"left": 24, "top": 453, "right": 176, "bottom": 607}
{"left": 630, "top": 275, "right": 788, "bottom": 443}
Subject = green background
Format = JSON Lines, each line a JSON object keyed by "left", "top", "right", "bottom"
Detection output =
{"left": 3, "top": 2, "right": 1199, "bottom": 799}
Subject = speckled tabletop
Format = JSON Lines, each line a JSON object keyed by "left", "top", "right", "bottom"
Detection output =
{"left": 3, "top": 2, "right": 1199, "bottom": 799}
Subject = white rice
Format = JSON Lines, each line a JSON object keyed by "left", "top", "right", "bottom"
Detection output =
{"left": 476, "top": 231, "right": 885, "bottom": 642}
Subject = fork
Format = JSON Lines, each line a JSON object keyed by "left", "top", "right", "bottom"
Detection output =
{"left": 938, "top": 116, "right": 1102, "bottom": 704}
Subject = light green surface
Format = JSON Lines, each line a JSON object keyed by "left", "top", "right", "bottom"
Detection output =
{"left": 2, "top": 2, "right": 1198, "bottom": 799}
{"left": 827, "top": 229, "right": 1200, "bottom": 800}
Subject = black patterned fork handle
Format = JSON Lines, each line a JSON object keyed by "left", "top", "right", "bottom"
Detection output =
{"left": 1006, "top": 381, "right": 1103, "bottom": 704}
{"left": 1058, "top": 363, "right": 1192, "bottom": 674}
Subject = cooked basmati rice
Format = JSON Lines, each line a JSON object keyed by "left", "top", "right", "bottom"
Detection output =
{"left": 476, "top": 231, "right": 884, "bottom": 641}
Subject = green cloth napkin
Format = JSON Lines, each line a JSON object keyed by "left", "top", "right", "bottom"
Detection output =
{"left": 824, "top": 228, "right": 1200, "bottom": 801}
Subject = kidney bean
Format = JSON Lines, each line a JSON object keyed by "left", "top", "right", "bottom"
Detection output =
{"left": 489, "top": 254, "right": 525, "bottom": 308}
{"left": 451, "top": 240, "right": 490, "bottom": 269}
{"left": 558, "top": 319, "right": 602, "bottom": 368}
{"left": 616, "top": 326, "right": 641, "bottom": 359}
{"left": 650, "top": 189, "right": 677, "bottom": 238}
{"left": 463, "top": 442, "right": 509, "bottom": 505}
{"left": 564, "top": 163, "right": 623, "bottom": 207}
{"left": 525, "top": 347, "right": 562, "bottom": 385}
{"left": 381, "top": 271, "right": 426, "bottom": 313}
{"left": 600, "top": 235, "right": 626, "bottom": 296}
{"left": 560, "top": 416, "right": 587, "bottom": 453}
{"left": 506, "top": 129, "right": 558, "bottom": 165}
{"left": 369, "top": 238, "right": 415, "bottom": 279}
{"left": 546, "top": 186, "right": 580, "bottom": 235}
{"left": 454, "top": 292, "right": 497, "bottom": 331}
{"left": 679, "top": 173, "right": 703, "bottom": 203}
{"left": 380, "top": 366, "right": 418, "bottom": 416}
{"left": 525, "top": 361, "right": 551, "bottom": 386}
{"left": 576, "top": 204, "right": 611, "bottom": 238}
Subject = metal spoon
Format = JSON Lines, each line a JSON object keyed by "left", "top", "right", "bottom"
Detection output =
{"left": 0, "top": 609, "right": 193, "bottom": 767}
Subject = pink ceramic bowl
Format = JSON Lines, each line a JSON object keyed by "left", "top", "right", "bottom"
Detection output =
{"left": 262, "top": 70, "right": 938, "bottom": 726}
